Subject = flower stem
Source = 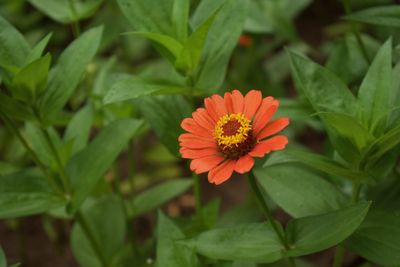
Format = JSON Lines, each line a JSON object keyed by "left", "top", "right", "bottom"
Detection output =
{"left": 247, "top": 172, "right": 296, "bottom": 267}
{"left": 0, "top": 111, "right": 62, "bottom": 194}
{"left": 332, "top": 181, "right": 362, "bottom": 267}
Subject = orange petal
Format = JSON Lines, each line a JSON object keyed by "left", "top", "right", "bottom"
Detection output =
{"left": 190, "top": 155, "right": 225, "bottom": 174}
{"left": 179, "top": 133, "right": 214, "bottom": 143}
{"left": 257, "top": 118, "right": 290, "bottom": 141}
{"left": 253, "top": 104, "right": 279, "bottom": 136}
{"left": 180, "top": 147, "right": 220, "bottom": 159}
{"left": 243, "top": 90, "right": 262, "bottom": 119}
{"left": 204, "top": 98, "right": 219, "bottom": 122}
{"left": 181, "top": 118, "right": 212, "bottom": 138}
{"left": 249, "top": 136, "right": 288, "bottom": 158}
{"left": 211, "top": 94, "right": 228, "bottom": 117}
{"left": 234, "top": 155, "right": 255, "bottom": 174}
{"left": 192, "top": 108, "right": 215, "bottom": 131}
{"left": 179, "top": 136, "right": 217, "bottom": 149}
{"left": 208, "top": 160, "right": 236, "bottom": 185}
{"left": 231, "top": 89, "right": 244, "bottom": 113}
{"left": 224, "top": 92, "right": 234, "bottom": 114}
{"left": 254, "top": 97, "right": 276, "bottom": 122}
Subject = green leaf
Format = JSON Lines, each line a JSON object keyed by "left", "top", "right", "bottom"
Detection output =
{"left": 186, "top": 223, "right": 282, "bottom": 263}
{"left": 117, "top": 0, "right": 176, "bottom": 37}
{"left": 156, "top": 211, "right": 199, "bottom": 267}
{"left": 343, "top": 210, "right": 400, "bottom": 266}
{"left": 130, "top": 179, "right": 192, "bottom": 218}
{"left": 264, "top": 148, "right": 368, "bottom": 181}
{"left": 27, "top": 0, "right": 104, "bottom": 23}
{"left": 0, "top": 246, "right": 6, "bottom": 267}
{"left": 104, "top": 76, "right": 188, "bottom": 104}
{"left": 175, "top": 9, "right": 219, "bottom": 73}
{"left": 368, "top": 174, "right": 400, "bottom": 211}
{"left": 191, "top": 0, "right": 248, "bottom": 92}
{"left": 137, "top": 95, "right": 192, "bottom": 156}
{"left": 286, "top": 202, "right": 370, "bottom": 257}
{"left": 344, "top": 6, "right": 400, "bottom": 28}
{"left": 67, "top": 119, "right": 143, "bottom": 212}
{"left": 0, "top": 93, "right": 35, "bottom": 121}
{"left": 172, "top": 0, "right": 190, "bottom": 43}
{"left": 38, "top": 26, "right": 103, "bottom": 121}
{"left": 11, "top": 54, "right": 51, "bottom": 103}
{"left": 71, "top": 196, "right": 126, "bottom": 267}
{"left": 0, "top": 169, "right": 65, "bottom": 219}
{"left": 0, "top": 16, "right": 30, "bottom": 67}
{"left": 288, "top": 50, "right": 358, "bottom": 116}
{"left": 24, "top": 33, "right": 52, "bottom": 65}
{"left": 358, "top": 39, "right": 392, "bottom": 136}
{"left": 124, "top": 32, "right": 183, "bottom": 63}
{"left": 255, "top": 165, "right": 347, "bottom": 218}
{"left": 64, "top": 104, "right": 93, "bottom": 155}
{"left": 320, "top": 112, "right": 374, "bottom": 152}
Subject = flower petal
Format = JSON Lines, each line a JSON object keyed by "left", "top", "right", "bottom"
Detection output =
{"left": 211, "top": 94, "right": 228, "bottom": 117}
{"left": 192, "top": 108, "right": 215, "bottom": 131}
{"left": 208, "top": 160, "right": 236, "bottom": 185}
{"left": 231, "top": 89, "right": 244, "bottom": 113}
{"left": 243, "top": 90, "right": 262, "bottom": 120}
{"left": 179, "top": 133, "right": 214, "bottom": 143}
{"left": 254, "top": 97, "right": 276, "bottom": 122}
{"left": 190, "top": 155, "right": 225, "bottom": 174}
{"left": 234, "top": 155, "right": 254, "bottom": 174}
{"left": 180, "top": 147, "right": 220, "bottom": 159}
{"left": 253, "top": 102, "right": 279, "bottom": 136}
{"left": 249, "top": 136, "right": 288, "bottom": 158}
{"left": 257, "top": 118, "right": 290, "bottom": 141}
{"left": 181, "top": 118, "right": 212, "bottom": 138}
{"left": 204, "top": 98, "right": 219, "bottom": 122}
{"left": 179, "top": 136, "right": 217, "bottom": 149}
{"left": 224, "top": 92, "right": 234, "bottom": 114}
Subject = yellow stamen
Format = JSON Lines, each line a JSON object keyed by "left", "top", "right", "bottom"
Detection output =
{"left": 214, "top": 113, "right": 252, "bottom": 148}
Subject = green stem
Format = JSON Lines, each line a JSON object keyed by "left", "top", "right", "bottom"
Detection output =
{"left": 247, "top": 172, "right": 296, "bottom": 267}
{"left": 332, "top": 182, "right": 362, "bottom": 267}
{"left": 76, "top": 211, "right": 109, "bottom": 267}
{"left": 127, "top": 139, "right": 136, "bottom": 194}
{"left": 342, "top": 0, "right": 370, "bottom": 64}
{"left": 68, "top": 0, "right": 81, "bottom": 37}
{"left": 0, "top": 111, "right": 62, "bottom": 194}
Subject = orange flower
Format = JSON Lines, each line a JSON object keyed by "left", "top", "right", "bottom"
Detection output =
{"left": 179, "top": 90, "right": 289, "bottom": 185}
{"left": 238, "top": 34, "right": 253, "bottom": 47}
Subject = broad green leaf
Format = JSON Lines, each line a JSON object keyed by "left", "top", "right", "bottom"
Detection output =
{"left": 217, "top": 198, "right": 261, "bottom": 227}
{"left": 0, "top": 161, "right": 18, "bottom": 176}
{"left": 320, "top": 112, "right": 374, "bottom": 152}
{"left": 0, "top": 169, "right": 65, "bottom": 219}
{"left": 191, "top": 0, "right": 248, "bottom": 92}
{"left": 255, "top": 165, "right": 347, "bottom": 218}
{"left": 11, "top": 54, "right": 51, "bottom": 103}
{"left": 67, "top": 119, "right": 143, "bottom": 212}
{"left": 0, "top": 93, "right": 35, "bottom": 121}
{"left": 186, "top": 223, "right": 282, "bottom": 263}
{"left": 137, "top": 95, "right": 192, "bottom": 156}
{"left": 343, "top": 210, "right": 400, "bottom": 266}
{"left": 286, "top": 202, "right": 370, "bottom": 257}
{"left": 264, "top": 148, "right": 368, "bottom": 181}
{"left": 358, "top": 39, "right": 392, "bottom": 136}
{"left": 38, "top": 26, "right": 103, "bottom": 121}
{"left": 130, "top": 179, "right": 191, "bottom": 218}
{"left": 117, "top": 0, "right": 175, "bottom": 36}
{"left": 156, "top": 211, "right": 199, "bottom": 267}
{"left": 71, "top": 196, "right": 126, "bottom": 267}
{"left": 288, "top": 51, "right": 358, "bottom": 116}
{"left": 64, "top": 104, "right": 93, "bottom": 155}
{"left": 175, "top": 9, "right": 218, "bottom": 73}
{"left": 124, "top": 32, "right": 183, "bottom": 63}
{"left": 344, "top": 6, "right": 400, "bottom": 27}
{"left": 24, "top": 33, "right": 52, "bottom": 65}
{"left": 367, "top": 173, "right": 400, "bottom": 210}
{"left": 172, "top": 0, "right": 190, "bottom": 43}
{"left": 0, "top": 16, "right": 30, "bottom": 67}
{"left": 104, "top": 76, "right": 188, "bottom": 104}
{"left": 389, "top": 60, "right": 400, "bottom": 126}
{"left": 0, "top": 246, "right": 5, "bottom": 267}
{"left": 27, "top": 0, "right": 104, "bottom": 23}
{"left": 92, "top": 57, "right": 116, "bottom": 97}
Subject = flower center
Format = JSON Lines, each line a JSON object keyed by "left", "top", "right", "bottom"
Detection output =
{"left": 214, "top": 113, "right": 255, "bottom": 159}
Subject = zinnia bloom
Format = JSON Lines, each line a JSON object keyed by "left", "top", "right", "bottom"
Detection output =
{"left": 238, "top": 34, "right": 253, "bottom": 47}
{"left": 179, "top": 90, "right": 289, "bottom": 185}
